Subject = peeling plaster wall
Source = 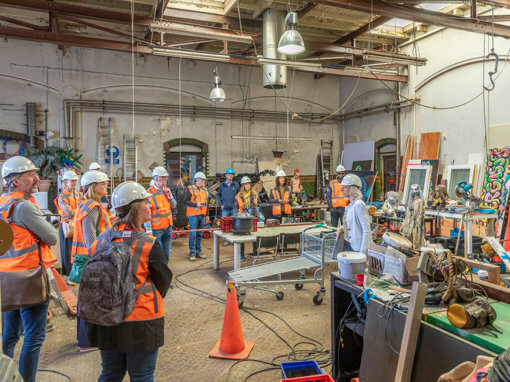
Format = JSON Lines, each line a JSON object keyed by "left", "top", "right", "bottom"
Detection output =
{"left": 339, "top": 18, "right": 510, "bottom": 171}
{"left": 0, "top": 39, "right": 340, "bottom": 176}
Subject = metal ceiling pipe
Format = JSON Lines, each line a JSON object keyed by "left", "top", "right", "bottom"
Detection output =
{"left": 263, "top": 9, "right": 286, "bottom": 89}
{"left": 26, "top": 102, "right": 36, "bottom": 148}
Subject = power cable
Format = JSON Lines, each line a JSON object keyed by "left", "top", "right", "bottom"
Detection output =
{"left": 37, "top": 369, "right": 72, "bottom": 381}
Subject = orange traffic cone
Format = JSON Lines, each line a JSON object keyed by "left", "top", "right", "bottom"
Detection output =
{"left": 209, "top": 281, "right": 254, "bottom": 360}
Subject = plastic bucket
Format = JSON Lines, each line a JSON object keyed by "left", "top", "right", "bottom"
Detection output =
{"left": 337, "top": 251, "right": 366, "bottom": 280}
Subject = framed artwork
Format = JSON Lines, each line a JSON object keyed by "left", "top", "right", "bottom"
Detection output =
{"left": 403, "top": 165, "right": 432, "bottom": 204}
{"left": 345, "top": 170, "right": 377, "bottom": 201}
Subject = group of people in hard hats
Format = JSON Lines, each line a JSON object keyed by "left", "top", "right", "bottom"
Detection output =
{"left": 0, "top": 155, "right": 371, "bottom": 381}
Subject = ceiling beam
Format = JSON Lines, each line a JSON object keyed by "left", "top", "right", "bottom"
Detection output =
{"left": 479, "top": 14, "right": 510, "bottom": 22}
{"left": 163, "top": 8, "right": 261, "bottom": 28}
{"left": 313, "top": 0, "right": 510, "bottom": 38}
{"left": 297, "top": 3, "right": 318, "bottom": 18}
{"left": 0, "top": 0, "right": 154, "bottom": 25}
{"left": 0, "top": 24, "right": 152, "bottom": 53}
{"left": 0, "top": 15, "right": 48, "bottom": 31}
{"left": 333, "top": 16, "right": 392, "bottom": 45}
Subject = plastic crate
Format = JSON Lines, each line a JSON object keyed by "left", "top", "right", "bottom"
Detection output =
{"left": 220, "top": 217, "right": 258, "bottom": 233}
{"left": 281, "top": 361, "right": 322, "bottom": 380}
{"left": 281, "top": 374, "right": 334, "bottom": 382}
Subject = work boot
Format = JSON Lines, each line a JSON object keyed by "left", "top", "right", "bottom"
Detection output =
{"left": 197, "top": 253, "right": 207, "bottom": 259}
{"left": 189, "top": 254, "right": 196, "bottom": 261}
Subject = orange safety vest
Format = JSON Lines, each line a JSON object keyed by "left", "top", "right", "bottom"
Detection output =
{"left": 235, "top": 192, "right": 256, "bottom": 213}
{"left": 91, "top": 224, "right": 164, "bottom": 322}
{"left": 270, "top": 187, "right": 292, "bottom": 216}
{"left": 147, "top": 185, "right": 173, "bottom": 230}
{"left": 0, "top": 192, "right": 56, "bottom": 272}
{"left": 330, "top": 180, "right": 348, "bottom": 208}
{"left": 54, "top": 189, "right": 80, "bottom": 221}
{"left": 186, "top": 185, "right": 209, "bottom": 216}
{"left": 71, "top": 199, "right": 111, "bottom": 260}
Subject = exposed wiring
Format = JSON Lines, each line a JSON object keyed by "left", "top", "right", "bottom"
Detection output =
{"left": 37, "top": 369, "right": 72, "bottom": 381}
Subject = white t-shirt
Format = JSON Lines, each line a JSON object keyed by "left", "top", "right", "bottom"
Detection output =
{"left": 343, "top": 199, "right": 372, "bottom": 254}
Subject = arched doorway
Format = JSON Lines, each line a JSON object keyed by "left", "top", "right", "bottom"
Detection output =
{"left": 163, "top": 138, "right": 209, "bottom": 185}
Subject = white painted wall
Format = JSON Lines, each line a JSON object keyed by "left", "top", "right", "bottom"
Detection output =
{"left": 0, "top": 39, "right": 340, "bottom": 176}
{"left": 339, "top": 13, "right": 510, "bottom": 172}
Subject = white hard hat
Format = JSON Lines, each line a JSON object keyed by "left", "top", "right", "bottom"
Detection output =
{"left": 152, "top": 166, "right": 169, "bottom": 178}
{"left": 62, "top": 170, "right": 79, "bottom": 181}
{"left": 111, "top": 181, "right": 150, "bottom": 209}
{"left": 276, "top": 170, "right": 286, "bottom": 177}
{"left": 341, "top": 173, "right": 362, "bottom": 188}
{"left": 81, "top": 170, "right": 109, "bottom": 187}
{"left": 89, "top": 162, "right": 101, "bottom": 171}
{"left": 194, "top": 172, "right": 206, "bottom": 180}
{"left": 2, "top": 156, "right": 39, "bottom": 179}
{"left": 240, "top": 176, "right": 251, "bottom": 185}
{"left": 336, "top": 164, "right": 346, "bottom": 173}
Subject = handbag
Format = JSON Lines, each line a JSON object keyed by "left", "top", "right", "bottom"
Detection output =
{"left": 0, "top": 246, "right": 50, "bottom": 311}
{"left": 68, "top": 254, "right": 89, "bottom": 284}
{"left": 62, "top": 219, "right": 75, "bottom": 239}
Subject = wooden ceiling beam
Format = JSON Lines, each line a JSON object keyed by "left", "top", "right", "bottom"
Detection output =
{"left": 0, "top": 15, "right": 48, "bottom": 30}
{"left": 333, "top": 16, "right": 392, "bottom": 45}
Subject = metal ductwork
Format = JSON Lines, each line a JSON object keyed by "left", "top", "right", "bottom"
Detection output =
{"left": 263, "top": 9, "right": 286, "bottom": 89}
{"left": 26, "top": 102, "right": 36, "bottom": 148}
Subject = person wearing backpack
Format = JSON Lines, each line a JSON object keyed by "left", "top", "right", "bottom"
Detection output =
{"left": 70, "top": 170, "right": 111, "bottom": 352}
{"left": 84, "top": 181, "right": 172, "bottom": 382}
{"left": 335, "top": 174, "right": 372, "bottom": 254}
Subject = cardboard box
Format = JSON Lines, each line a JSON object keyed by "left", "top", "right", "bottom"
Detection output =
{"left": 367, "top": 243, "right": 419, "bottom": 285}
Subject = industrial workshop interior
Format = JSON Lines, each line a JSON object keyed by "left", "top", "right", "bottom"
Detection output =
{"left": 1, "top": 0, "right": 510, "bottom": 381}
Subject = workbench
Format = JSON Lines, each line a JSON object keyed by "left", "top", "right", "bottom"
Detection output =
{"left": 424, "top": 210, "right": 497, "bottom": 256}
{"left": 291, "top": 204, "right": 328, "bottom": 221}
{"left": 331, "top": 273, "right": 496, "bottom": 381}
{"left": 213, "top": 224, "right": 330, "bottom": 271}
{"left": 372, "top": 214, "right": 435, "bottom": 234}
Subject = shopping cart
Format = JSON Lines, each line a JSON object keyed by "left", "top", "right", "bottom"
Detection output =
{"left": 228, "top": 225, "right": 340, "bottom": 306}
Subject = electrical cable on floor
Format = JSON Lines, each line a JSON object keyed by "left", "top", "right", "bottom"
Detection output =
{"left": 37, "top": 369, "right": 72, "bottom": 381}
{"left": 173, "top": 259, "right": 331, "bottom": 381}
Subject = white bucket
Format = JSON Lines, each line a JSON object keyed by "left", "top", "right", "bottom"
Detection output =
{"left": 337, "top": 251, "right": 366, "bottom": 280}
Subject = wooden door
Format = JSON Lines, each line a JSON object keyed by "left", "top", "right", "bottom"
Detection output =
{"left": 382, "top": 154, "right": 397, "bottom": 193}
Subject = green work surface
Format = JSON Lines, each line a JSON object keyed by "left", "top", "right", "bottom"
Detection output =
{"left": 425, "top": 302, "right": 510, "bottom": 354}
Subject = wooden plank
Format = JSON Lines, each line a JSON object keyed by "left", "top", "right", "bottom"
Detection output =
{"left": 467, "top": 278, "right": 510, "bottom": 304}
{"left": 394, "top": 282, "right": 427, "bottom": 382}
{"left": 418, "top": 132, "right": 441, "bottom": 160}
{"left": 455, "top": 256, "right": 501, "bottom": 285}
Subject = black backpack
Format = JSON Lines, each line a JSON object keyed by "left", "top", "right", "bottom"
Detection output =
{"left": 78, "top": 229, "right": 153, "bottom": 326}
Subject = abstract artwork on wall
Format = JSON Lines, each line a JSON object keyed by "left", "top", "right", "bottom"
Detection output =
{"left": 345, "top": 170, "right": 377, "bottom": 202}
{"left": 480, "top": 147, "right": 510, "bottom": 237}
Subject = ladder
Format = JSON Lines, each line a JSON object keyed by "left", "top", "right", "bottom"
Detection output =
{"left": 316, "top": 140, "right": 333, "bottom": 199}
{"left": 123, "top": 134, "right": 138, "bottom": 182}
{"left": 97, "top": 117, "right": 114, "bottom": 194}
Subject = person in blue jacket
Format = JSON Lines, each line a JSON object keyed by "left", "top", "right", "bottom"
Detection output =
{"left": 217, "top": 168, "right": 240, "bottom": 218}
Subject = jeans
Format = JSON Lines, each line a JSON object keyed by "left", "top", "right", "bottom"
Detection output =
{"left": 59, "top": 224, "right": 72, "bottom": 276}
{"left": 221, "top": 208, "right": 235, "bottom": 218}
{"left": 188, "top": 215, "right": 205, "bottom": 255}
{"left": 2, "top": 299, "right": 49, "bottom": 382}
{"left": 98, "top": 349, "right": 158, "bottom": 382}
{"left": 152, "top": 226, "right": 173, "bottom": 264}
{"left": 330, "top": 207, "right": 345, "bottom": 228}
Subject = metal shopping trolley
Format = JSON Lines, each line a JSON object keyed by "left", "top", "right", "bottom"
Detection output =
{"left": 228, "top": 225, "right": 340, "bottom": 306}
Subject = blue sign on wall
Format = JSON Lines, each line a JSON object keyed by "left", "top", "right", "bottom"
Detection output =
{"left": 105, "top": 146, "right": 120, "bottom": 164}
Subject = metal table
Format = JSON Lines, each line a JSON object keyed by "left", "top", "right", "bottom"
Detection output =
{"left": 291, "top": 204, "right": 328, "bottom": 221}
{"left": 424, "top": 210, "right": 497, "bottom": 256}
{"left": 213, "top": 224, "right": 331, "bottom": 270}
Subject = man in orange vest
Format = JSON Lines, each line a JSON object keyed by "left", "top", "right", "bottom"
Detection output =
{"left": 326, "top": 165, "right": 349, "bottom": 227}
{"left": 145, "top": 166, "right": 176, "bottom": 264}
{"left": 185, "top": 172, "right": 209, "bottom": 261}
{"left": 0, "top": 156, "right": 58, "bottom": 382}
{"left": 54, "top": 170, "right": 80, "bottom": 276}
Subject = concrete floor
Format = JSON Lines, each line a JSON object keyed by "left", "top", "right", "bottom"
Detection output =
{"left": 20, "top": 236, "right": 333, "bottom": 382}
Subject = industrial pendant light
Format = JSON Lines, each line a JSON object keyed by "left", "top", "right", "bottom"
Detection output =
{"left": 209, "top": 67, "right": 226, "bottom": 103}
{"left": 277, "top": 12, "right": 305, "bottom": 55}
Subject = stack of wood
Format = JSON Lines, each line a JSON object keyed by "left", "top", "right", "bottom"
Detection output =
{"left": 399, "top": 135, "right": 417, "bottom": 193}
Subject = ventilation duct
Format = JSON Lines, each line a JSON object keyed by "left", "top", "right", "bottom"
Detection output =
{"left": 263, "top": 9, "right": 287, "bottom": 89}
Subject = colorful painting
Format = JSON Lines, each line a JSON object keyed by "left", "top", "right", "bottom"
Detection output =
{"left": 345, "top": 170, "right": 377, "bottom": 202}
{"left": 480, "top": 147, "right": 510, "bottom": 237}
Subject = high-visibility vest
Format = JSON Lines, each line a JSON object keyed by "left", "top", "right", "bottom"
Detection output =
{"left": 235, "top": 192, "right": 256, "bottom": 213}
{"left": 186, "top": 185, "right": 209, "bottom": 216}
{"left": 71, "top": 199, "right": 111, "bottom": 261}
{"left": 330, "top": 180, "right": 348, "bottom": 208}
{"left": 91, "top": 224, "right": 164, "bottom": 322}
{"left": 270, "top": 187, "right": 292, "bottom": 216}
{"left": 147, "top": 185, "right": 173, "bottom": 230}
{"left": 0, "top": 192, "right": 57, "bottom": 272}
{"left": 54, "top": 190, "right": 80, "bottom": 221}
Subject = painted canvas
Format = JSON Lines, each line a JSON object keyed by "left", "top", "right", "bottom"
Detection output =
{"left": 480, "top": 147, "right": 510, "bottom": 237}
{"left": 345, "top": 170, "right": 377, "bottom": 202}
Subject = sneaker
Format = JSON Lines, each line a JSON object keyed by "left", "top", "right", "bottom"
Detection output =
{"left": 79, "top": 347, "right": 98, "bottom": 353}
{"left": 189, "top": 254, "right": 196, "bottom": 261}
{"left": 46, "top": 323, "right": 55, "bottom": 333}
{"left": 240, "top": 255, "right": 246, "bottom": 261}
{"left": 67, "top": 281, "right": 77, "bottom": 286}
{"left": 196, "top": 253, "right": 207, "bottom": 259}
